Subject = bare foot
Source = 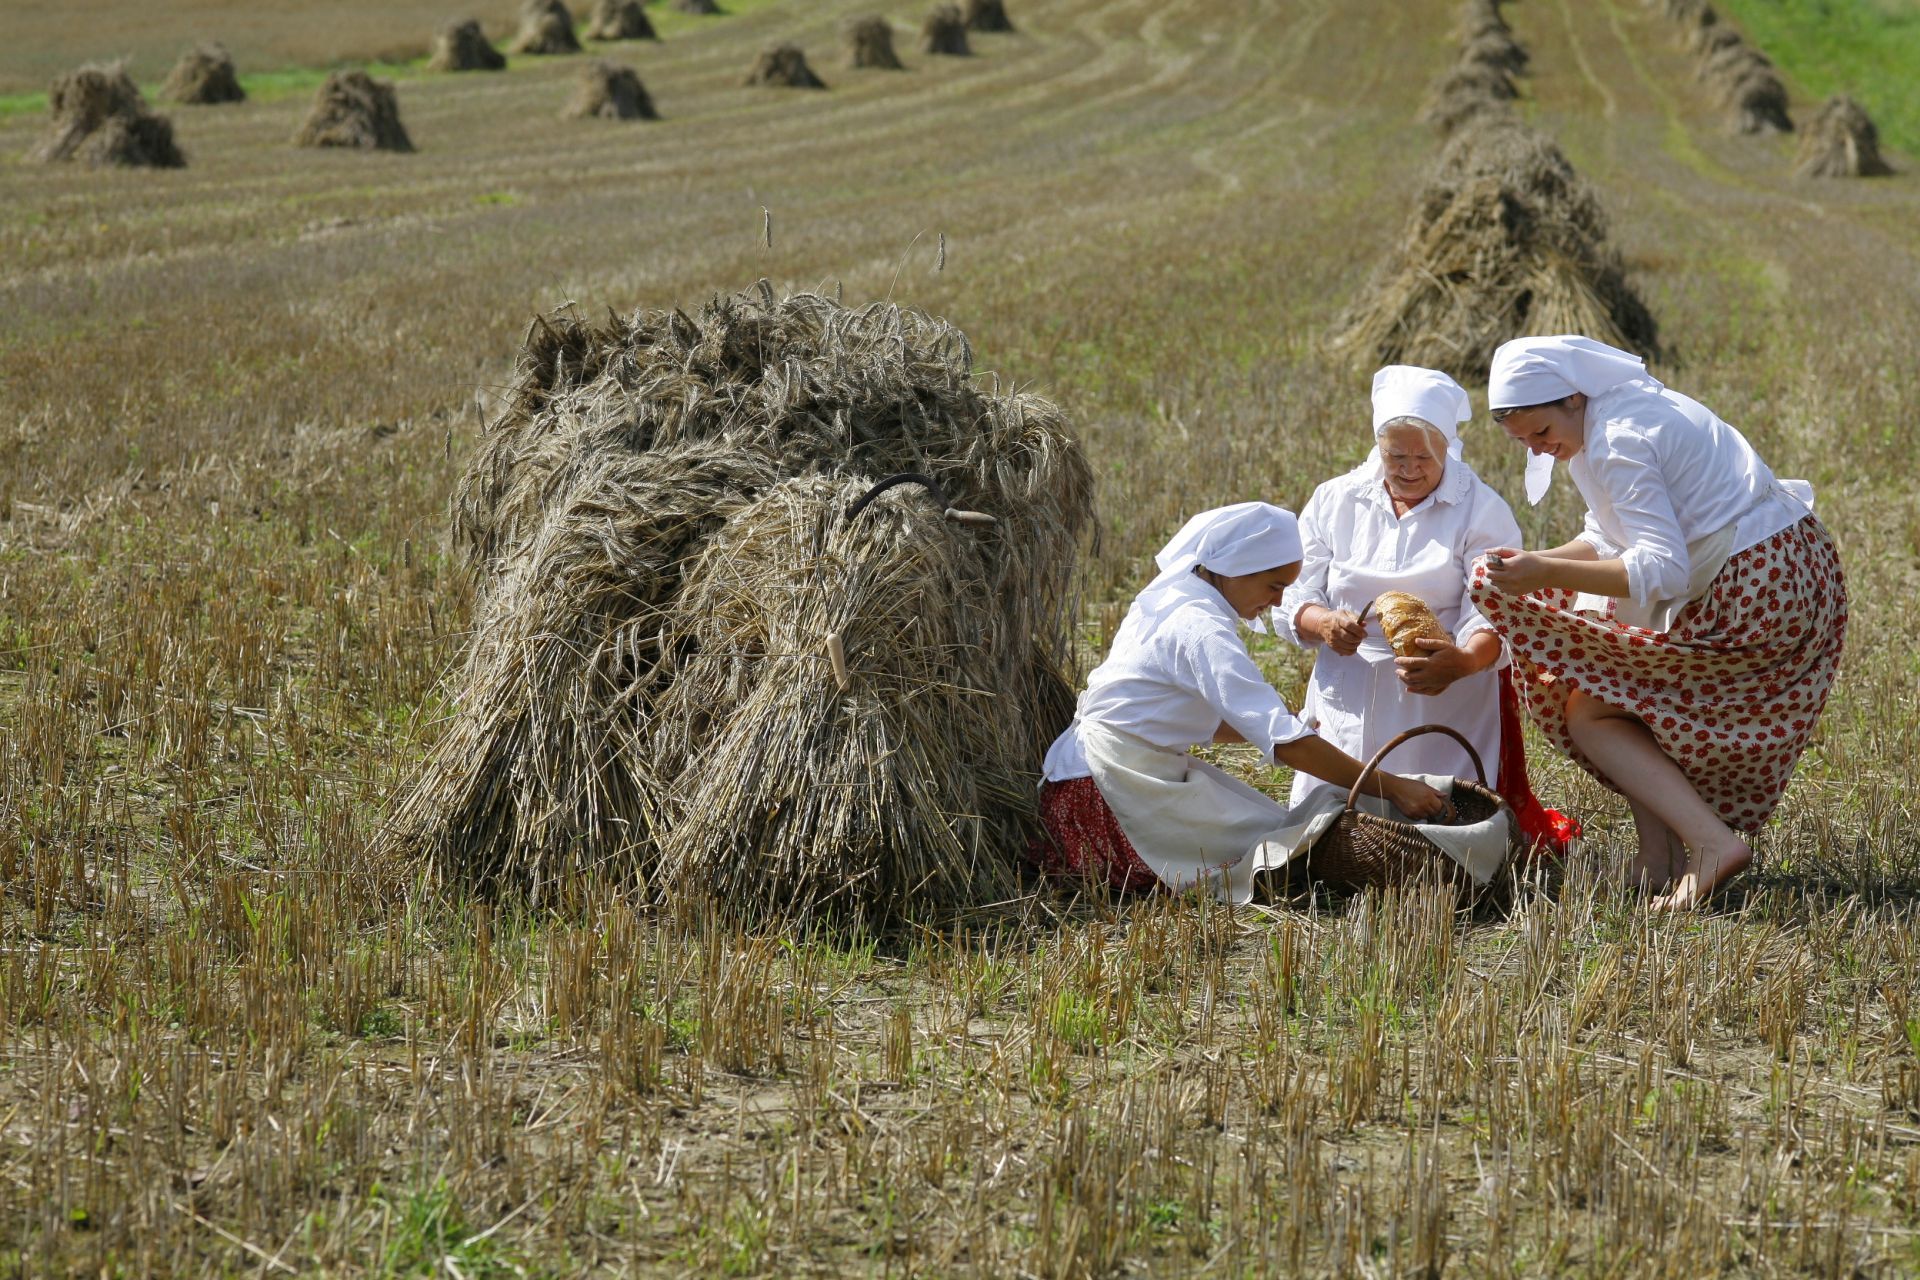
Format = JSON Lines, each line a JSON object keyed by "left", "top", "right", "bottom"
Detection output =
{"left": 1624, "top": 852, "right": 1671, "bottom": 895}
{"left": 1652, "top": 838, "right": 1752, "bottom": 911}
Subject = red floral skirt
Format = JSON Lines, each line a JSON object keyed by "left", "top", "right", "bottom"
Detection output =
{"left": 1468, "top": 516, "right": 1847, "bottom": 833}
{"left": 1028, "top": 777, "right": 1161, "bottom": 893}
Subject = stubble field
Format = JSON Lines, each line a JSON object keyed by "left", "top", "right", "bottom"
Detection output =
{"left": 4, "top": 0, "right": 1920, "bottom": 1274}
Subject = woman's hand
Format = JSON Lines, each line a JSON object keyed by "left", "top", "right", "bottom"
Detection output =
{"left": 1481, "top": 547, "right": 1555, "bottom": 595}
{"left": 1395, "top": 638, "right": 1472, "bottom": 695}
{"left": 1379, "top": 772, "right": 1449, "bottom": 821}
{"left": 1317, "top": 608, "right": 1367, "bottom": 656}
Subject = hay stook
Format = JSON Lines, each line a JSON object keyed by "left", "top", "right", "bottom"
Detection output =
{"left": 922, "top": 5, "right": 972, "bottom": 56}
{"left": 1332, "top": 116, "right": 1658, "bottom": 380}
{"left": 964, "top": 0, "right": 1015, "bottom": 33}
{"left": 294, "top": 70, "right": 412, "bottom": 150}
{"left": 428, "top": 19, "right": 508, "bottom": 71}
{"left": 387, "top": 286, "right": 1092, "bottom": 929}
{"left": 33, "top": 63, "right": 186, "bottom": 167}
{"left": 583, "top": 0, "right": 658, "bottom": 41}
{"left": 1796, "top": 94, "right": 1892, "bottom": 178}
{"left": 511, "top": 0, "right": 582, "bottom": 55}
{"left": 564, "top": 60, "right": 658, "bottom": 119}
{"left": 161, "top": 44, "right": 245, "bottom": 105}
{"left": 674, "top": 0, "right": 721, "bottom": 13}
{"left": 845, "top": 16, "right": 904, "bottom": 69}
{"left": 745, "top": 43, "right": 827, "bottom": 88}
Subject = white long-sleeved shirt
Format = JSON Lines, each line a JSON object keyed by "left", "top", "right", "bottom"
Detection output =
{"left": 1042, "top": 572, "right": 1312, "bottom": 782}
{"left": 1277, "top": 458, "right": 1521, "bottom": 801}
{"left": 1570, "top": 381, "right": 1812, "bottom": 609}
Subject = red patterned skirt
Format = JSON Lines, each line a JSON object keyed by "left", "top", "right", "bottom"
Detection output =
{"left": 1028, "top": 777, "right": 1162, "bottom": 893}
{"left": 1467, "top": 516, "right": 1847, "bottom": 833}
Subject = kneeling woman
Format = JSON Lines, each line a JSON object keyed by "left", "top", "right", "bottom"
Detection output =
{"left": 1036, "top": 502, "right": 1447, "bottom": 901}
{"left": 1475, "top": 336, "right": 1848, "bottom": 909}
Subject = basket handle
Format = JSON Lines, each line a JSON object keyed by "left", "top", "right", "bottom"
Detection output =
{"left": 1343, "top": 723, "right": 1491, "bottom": 811}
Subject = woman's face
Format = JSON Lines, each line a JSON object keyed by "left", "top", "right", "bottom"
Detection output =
{"left": 1208, "top": 562, "right": 1302, "bottom": 620}
{"left": 1378, "top": 424, "right": 1447, "bottom": 506}
{"left": 1497, "top": 396, "right": 1587, "bottom": 461}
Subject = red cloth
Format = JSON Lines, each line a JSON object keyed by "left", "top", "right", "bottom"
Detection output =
{"left": 1028, "top": 777, "right": 1161, "bottom": 892}
{"left": 1496, "top": 667, "right": 1581, "bottom": 858}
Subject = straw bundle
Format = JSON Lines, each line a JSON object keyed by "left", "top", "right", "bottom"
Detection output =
{"left": 584, "top": 0, "right": 657, "bottom": 41}
{"left": 32, "top": 63, "right": 186, "bottom": 167}
{"left": 964, "top": 0, "right": 1015, "bottom": 32}
{"left": 1692, "top": 24, "right": 1742, "bottom": 60}
{"left": 1795, "top": 94, "right": 1892, "bottom": 178}
{"left": 389, "top": 286, "right": 1092, "bottom": 927}
{"left": 428, "top": 19, "right": 507, "bottom": 71}
{"left": 563, "top": 60, "right": 657, "bottom": 119}
{"left": 675, "top": 0, "right": 721, "bottom": 12}
{"left": 745, "top": 43, "right": 827, "bottom": 88}
{"left": 1459, "top": 29, "right": 1528, "bottom": 76}
{"left": 1418, "top": 61, "right": 1518, "bottom": 136}
{"left": 845, "top": 16, "right": 904, "bottom": 69}
{"left": 1332, "top": 117, "right": 1658, "bottom": 379}
{"left": 294, "top": 71, "right": 412, "bottom": 150}
{"left": 160, "top": 44, "right": 245, "bottom": 104}
{"left": 511, "top": 0, "right": 582, "bottom": 55}
{"left": 1456, "top": 0, "right": 1509, "bottom": 41}
{"left": 922, "top": 4, "right": 972, "bottom": 56}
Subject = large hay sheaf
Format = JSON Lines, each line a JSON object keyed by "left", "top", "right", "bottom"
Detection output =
{"left": 294, "top": 71, "right": 412, "bottom": 151}
{"left": 964, "top": 0, "right": 1015, "bottom": 32}
{"left": 33, "top": 63, "right": 186, "bottom": 167}
{"left": 428, "top": 19, "right": 508, "bottom": 72}
{"left": 746, "top": 44, "right": 827, "bottom": 88}
{"left": 584, "top": 0, "right": 658, "bottom": 41}
{"left": 1419, "top": 60, "right": 1518, "bottom": 136}
{"left": 922, "top": 4, "right": 972, "bottom": 56}
{"left": 563, "top": 60, "right": 657, "bottom": 119}
{"left": 161, "top": 44, "right": 245, "bottom": 105}
{"left": 1796, "top": 94, "right": 1893, "bottom": 178}
{"left": 511, "top": 0, "right": 582, "bottom": 55}
{"left": 845, "top": 16, "right": 904, "bottom": 69}
{"left": 387, "top": 287, "right": 1092, "bottom": 927}
{"left": 1333, "top": 117, "right": 1658, "bottom": 379}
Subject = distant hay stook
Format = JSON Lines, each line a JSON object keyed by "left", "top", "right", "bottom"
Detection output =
{"left": 674, "top": 0, "right": 721, "bottom": 13}
{"left": 583, "top": 0, "right": 657, "bottom": 41}
{"left": 563, "top": 61, "right": 657, "bottom": 119}
{"left": 160, "top": 44, "right": 245, "bottom": 105}
{"left": 922, "top": 5, "right": 972, "bottom": 56}
{"left": 511, "top": 0, "right": 582, "bottom": 55}
{"left": 745, "top": 44, "right": 826, "bottom": 88}
{"left": 845, "top": 17, "right": 904, "bottom": 70}
{"left": 384, "top": 286, "right": 1092, "bottom": 928}
{"left": 1334, "top": 116, "right": 1658, "bottom": 380}
{"left": 1796, "top": 94, "right": 1893, "bottom": 178}
{"left": 964, "top": 0, "right": 1015, "bottom": 33}
{"left": 294, "top": 70, "right": 412, "bottom": 151}
{"left": 1419, "top": 60, "right": 1518, "bottom": 136}
{"left": 33, "top": 63, "right": 185, "bottom": 168}
{"left": 428, "top": 19, "right": 507, "bottom": 71}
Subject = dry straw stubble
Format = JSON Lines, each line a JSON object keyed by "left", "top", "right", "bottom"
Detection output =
{"left": 32, "top": 62, "right": 186, "bottom": 167}
{"left": 563, "top": 60, "right": 657, "bottom": 119}
{"left": 159, "top": 44, "right": 245, "bottom": 105}
{"left": 386, "top": 285, "right": 1092, "bottom": 928}
{"left": 427, "top": 19, "right": 507, "bottom": 72}
{"left": 294, "top": 70, "right": 412, "bottom": 151}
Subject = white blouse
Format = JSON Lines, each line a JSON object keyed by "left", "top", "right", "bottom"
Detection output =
{"left": 1277, "top": 458, "right": 1521, "bottom": 800}
{"left": 1042, "top": 573, "right": 1312, "bottom": 782}
{"left": 1571, "top": 381, "right": 1813, "bottom": 609}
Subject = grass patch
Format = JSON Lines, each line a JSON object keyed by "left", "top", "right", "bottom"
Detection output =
{"left": 1716, "top": 0, "right": 1920, "bottom": 154}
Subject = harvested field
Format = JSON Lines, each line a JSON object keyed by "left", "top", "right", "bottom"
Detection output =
{"left": 3, "top": 0, "right": 1920, "bottom": 1275}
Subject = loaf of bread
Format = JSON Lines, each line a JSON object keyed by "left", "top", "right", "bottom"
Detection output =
{"left": 1374, "top": 591, "right": 1450, "bottom": 658}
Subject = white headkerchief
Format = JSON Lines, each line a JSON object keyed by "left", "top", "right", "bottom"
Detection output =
{"left": 1139, "top": 501, "right": 1302, "bottom": 630}
{"left": 1371, "top": 365, "right": 1470, "bottom": 464}
{"left": 1488, "top": 335, "right": 1653, "bottom": 505}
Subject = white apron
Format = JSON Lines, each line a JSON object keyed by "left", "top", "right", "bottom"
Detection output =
{"left": 1291, "top": 542, "right": 1502, "bottom": 805}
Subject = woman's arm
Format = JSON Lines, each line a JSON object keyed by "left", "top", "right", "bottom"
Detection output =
{"left": 1275, "top": 734, "right": 1448, "bottom": 819}
{"left": 1483, "top": 546, "right": 1630, "bottom": 597}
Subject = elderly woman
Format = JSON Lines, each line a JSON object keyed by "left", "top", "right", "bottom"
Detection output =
{"left": 1036, "top": 502, "right": 1447, "bottom": 901}
{"left": 1279, "top": 366, "right": 1578, "bottom": 852}
{"left": 1472, "top": 336, "right": 1847, "bottom": 909}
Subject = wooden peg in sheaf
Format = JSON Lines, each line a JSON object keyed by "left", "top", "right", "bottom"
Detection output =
{"left": 826, "top": 631, "right": 849, "bottom": 692}
{"left": 943, "top": 508, "right": 997, "bottom": 527}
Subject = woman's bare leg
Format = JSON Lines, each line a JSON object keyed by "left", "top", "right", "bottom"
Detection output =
{"left": 1624, "top": 797, "right": 1683, "bottom": 894}
{"left": 1564, "top": 690, "right": 1750, "bottom": 911}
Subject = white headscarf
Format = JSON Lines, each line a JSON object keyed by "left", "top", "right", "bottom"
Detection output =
{"left": 1371, "top": 365, "right": 1470, "bottom": 465}
{"left": 1137, "top": 501, "right": 1303, "bottom": 629}
{"left": 1488, "top": 335, "right": 1655, "bottom": 505}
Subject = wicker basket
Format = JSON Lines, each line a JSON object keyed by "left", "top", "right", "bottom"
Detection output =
{"left": 1306, "top": 724, "right": 1522, "bottom": 893}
